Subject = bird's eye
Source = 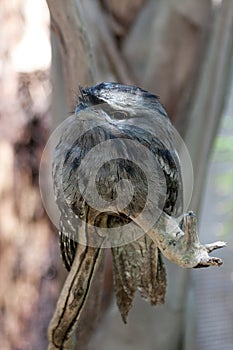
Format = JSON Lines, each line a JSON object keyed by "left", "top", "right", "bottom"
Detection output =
{"left": 110, "top": 111, "right": 128, "bottom": 120}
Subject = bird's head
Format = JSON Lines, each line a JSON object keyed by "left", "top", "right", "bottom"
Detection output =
{"left": 76, "top": 82, "right": 168, "bottom": 118}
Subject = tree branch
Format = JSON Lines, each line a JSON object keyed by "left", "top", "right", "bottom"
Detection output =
{"left": 47, "top": 244, "right": 105, "bottom": 350}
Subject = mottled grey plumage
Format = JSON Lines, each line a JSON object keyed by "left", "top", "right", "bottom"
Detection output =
{"left": 52, "top": 82, "right": 183, "bottom": 321}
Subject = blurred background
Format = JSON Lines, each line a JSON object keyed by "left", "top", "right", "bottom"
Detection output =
{"left": 0, "top": 0, "right": 232, "bottom": 349}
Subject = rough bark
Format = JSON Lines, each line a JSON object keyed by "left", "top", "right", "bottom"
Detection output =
{"left": 0, "top": 2, "right": 62, "bottom": 349}
{"left": 0, "top": 69, "right": 59, "bottom": 350}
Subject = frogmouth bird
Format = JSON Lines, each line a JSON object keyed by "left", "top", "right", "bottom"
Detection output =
{"left": 52, "top": 82, "right": 225, "bottom": 323}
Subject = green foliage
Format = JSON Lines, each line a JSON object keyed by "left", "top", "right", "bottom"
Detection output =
{"left": 213, "top": 115, "right": 233, "bottom": 239}
{"left": 214, "top": 114, "right": 233, "bottom": 162}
